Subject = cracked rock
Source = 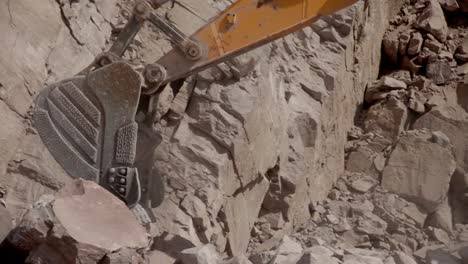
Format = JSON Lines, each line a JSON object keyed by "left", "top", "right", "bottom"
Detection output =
{"left": 179, "top": 245, "right": 220, "bottom": 264}
{"left": 426, "top": 59, "right": 453, "bottom": 85}
{"left": 381, "top": 130, "right": 456, "bottom": 212}
{"left": 416, "top": 0, "right": 448, "bottom": 42}
{"left": 8, "top": 180, "right": 149, "bottom": 264}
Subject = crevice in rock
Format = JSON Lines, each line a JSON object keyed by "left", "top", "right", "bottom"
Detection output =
{"left": 7, "top": 0, "right": 15, "bottom": 28}
{"left": 54, "top": 0, "right": 84, "bottom": 46}
{"left": 6, "top": 160, "right": 63, "bottom": 190}
{"left": 0, "top": 99, "right": 26, "bottom": 119}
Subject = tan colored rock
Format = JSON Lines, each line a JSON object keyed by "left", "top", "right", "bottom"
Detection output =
{"left": 413, "top": 106, "right": 468, "bottom": 181}
{"left": 365, "top": 76, "right": 407, "bottom": 103}
{"left": 429, "top": 227, "right": 450, "bottom": 244}
{"left": 346, "top": 146, "right": 381, "bottom": 179}
{"left": 416, "top": 0, "right": 449, "bottom": 42}
{"left": 426, "top": 249, "right": 461, "bottom": 264}
{"left": 270, "top": 236, "right": 303, "bottom": 264}
{"left": 438, "top": 0, "right": 460, "bottom": 11}
{"left": 0, "top": 205, "right": 12, "bottom": 244}
{"left": 179, "top": 245, "right": 220, "bottom": 264}
{"left": 383, "top": 31, "right": 400, "bottom": 64}
{"left": 407, "top": 32, "right": 424, "bottom": 56}
{"left": 364, "top": 97, "right": 408, "bottom": 139}
{"left": 393, "top": 251, "right": 417, "bottom": 264}
{"left": 349, "top": 176, "right": 377, "bottom": 193}
{"left": 399, "top": 33, "right": 411, "bottom": 55}
{"left": 426, "top": 59, "right": 453, "bottom": 85}
{"left": 427, "top": 198, "right": 453, "bottom": 233}
{"left": 9, "top": 180, "right": 149, "bottom": 264}
{"left": 223, "top": 255, "right": 253, "bottom": 264}
{"left": 382, "top": 130, "right": 456, "bottom": 212}
{"left": 148, "top": 250, "right": 176, "bottom": 264}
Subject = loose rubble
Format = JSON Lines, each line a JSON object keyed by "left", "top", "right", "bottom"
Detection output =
{"left": 4, "top": 0, "right": 468, "bottom": 263}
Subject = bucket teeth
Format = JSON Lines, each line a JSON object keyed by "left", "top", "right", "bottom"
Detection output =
{"left": 33, "top": 62, "right": 157, "bottom": 222}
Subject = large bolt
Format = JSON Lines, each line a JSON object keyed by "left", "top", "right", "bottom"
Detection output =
{"left": 185, "top": 42, "right": 202, "bottom": 61}
{"left": 135, "top": 2, "right": 147, "bottom": 14}
{"left": 119, "top": 168, "right": 128, "bottom": 176}
{"left": 144, "top": 64, "right": 166, "bottom": 84}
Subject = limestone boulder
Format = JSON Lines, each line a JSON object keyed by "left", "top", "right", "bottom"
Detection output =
{"left": 9, "top": 180, "right": 149, "bottom": 264}
{"left": 426, "top": 249, "right": 462, "bottom": 264}
{"left": 426, "top": 59, "right": 453, "bottom": 85}
{"left": 179, "top": 245, "right": 220, "bottom": 264}
{"left": 269, "top": 236, "right": 303, "bottom": 264}
{"left": 365, "top": 76, "right": 407, "bottom": 103}
{"left": 416, "top": 0, "right": 449, "bottom": 42}
{"left": 413, "top": 105, "right": 468, "bottom": 183}
{"left": 364, "top": 97, "right": 408, "bottom": 139}
{"left": 381, "top": 130, "right": 456, "bottom": 212}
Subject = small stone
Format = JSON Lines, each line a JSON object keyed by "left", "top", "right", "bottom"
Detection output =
{"left": 349, "top": 177, "right": 376, "bottom": 193}
{"left": 328, "top": 189, "right": 341, "bottom": 200}
{"left": 180, "top": 245, "right": 220, "bottom": 264}
{"left": 393, "top": 251, "right": 417, "bottom": 264}
{"left": 399, "top": 33, "right": 411, "bottom": 55}
{"left": 408, "top": 32, "right": 424, "bottom": 56}
{"left": 427, "top": 59, "right": 452, "bottom": 85}
{"left": 383, "top": 32, "right": 400, "bottom": 64}
{"left": 426, "top": 249, "right": 461, "bottom": 264}
{"left": 408, "top": 98, "right": 426, "bottom": 113}
{"left": 424, "top": 39, "right": 443, "bottom": 54}
{"left": 326, "top": 214, "right": 340, "bottom": 225}
{"left": 270, "top": 236, "right": 303, "bottom": 264}
{"left": 429, "top": 227, "right": 450, "bottom": 244}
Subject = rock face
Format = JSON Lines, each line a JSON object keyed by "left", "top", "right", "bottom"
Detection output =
{"left": 149, "top": 0, "right": 406, "bottom": 257}
{"left": 8, "top": 180, "right": 149, "bottom": 263}
{"left": 0, "top": 0, "right": 406, "bottom": 260}
{"left": 416, "top": 0, "right": 448, "bottom": 42}
{"left": 0, "top": 0, "right": 117, "bottom": 220}
{"left": 382, "top": 130, "right": 456, "bottom": 211}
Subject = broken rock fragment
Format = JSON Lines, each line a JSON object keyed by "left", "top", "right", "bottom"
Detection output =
{"left": 364, "top": 97, "right": 408, "bottom": 139}
{"left": 416, "top": 0, "right": 449, "bottom": 42}
{"left": 9, "top": 180, "right": 149, "bottom": 264}
{"left": 365, "top": 76, "right": 407, "bottom": 103}
{"left": 426, "top": 59, "right": 453, "bottom": 85}
{"left": 270, "top": 236, "right": 303, "bottom": 264}
{"left": 381, "top": 130, "right": 456, "bottom": 212}
{"left": 179, "top": 245, "right": 220, "bottom": 264}
{"left": 407, "top": 32, "right": 424, "bottom": 56}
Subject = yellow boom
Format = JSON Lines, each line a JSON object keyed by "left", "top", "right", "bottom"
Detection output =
{"left": 155, "top": 0, "right": 358, "bottom": 85}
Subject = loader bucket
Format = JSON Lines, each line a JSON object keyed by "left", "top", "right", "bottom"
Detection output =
{"left": 33, "top": 61, "right": 158, "bottom": 223}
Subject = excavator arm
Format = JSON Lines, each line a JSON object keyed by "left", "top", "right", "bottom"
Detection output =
{"left": 154, "top": 0, "right": 357, "bottom": 87}
{"left": 32, "top": 0, "right": 357, "bottom": 224}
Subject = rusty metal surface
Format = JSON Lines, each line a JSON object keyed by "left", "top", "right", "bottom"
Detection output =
{"left": 33, "top": 62, "right": 159, "bottom": 222}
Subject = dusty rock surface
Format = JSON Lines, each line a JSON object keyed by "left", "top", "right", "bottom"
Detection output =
{"left": 6, "top": 0, "right": 468, "bottom": 263}
{"left": 8, "top": 180, "right": 149, "bottom": 263}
